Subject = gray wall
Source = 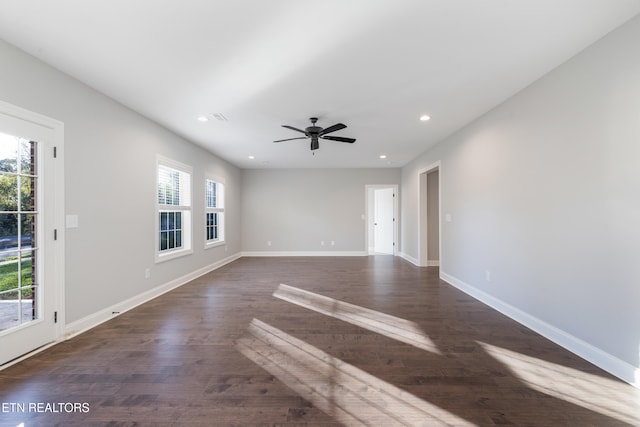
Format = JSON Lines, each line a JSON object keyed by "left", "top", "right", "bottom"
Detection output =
{"left": 401, "top": 15, "right": 640, "bottom": 373}
{"left": 242, "top": 168, "right": 400, "bottom": 253}
{"left": 0, "top": 39, "right": 242, "bottom": 324}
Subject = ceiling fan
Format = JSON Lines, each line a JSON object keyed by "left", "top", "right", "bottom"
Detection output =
{"left": 274, "top": 117, "right": 356, "bottom": 151}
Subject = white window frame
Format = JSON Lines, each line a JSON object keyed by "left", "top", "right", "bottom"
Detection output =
{"left": 205, "top": 177, "right": 225, "bottom": 249}
{"left": 156, "top": 156, "right": 192, "bottom": 262}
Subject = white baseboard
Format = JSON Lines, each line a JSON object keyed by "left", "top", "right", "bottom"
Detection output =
{"left": 398, "top": 252, "right": 419, "bottom": 266}
{"left": 440, "top": 271, "right": 639, "bottom": 389}
{"left": 397, "top": 253, "right": 440, "bottom": 268}
{"left": 241, "top": 251, "right": 367, "bottom": 257}
{"left": 65, "top": 252, "right": 241, "bottom": 339}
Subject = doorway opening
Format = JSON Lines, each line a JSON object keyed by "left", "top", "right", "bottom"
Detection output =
{"left": 366, "top": 185, "right": 398, "bottom": 255}
{"left": 419, "top": 163, "right": 440, "bottom": 267}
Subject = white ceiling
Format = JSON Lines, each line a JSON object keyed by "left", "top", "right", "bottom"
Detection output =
{"left": 0, "top": 1, "right": 639, "bottom": 169}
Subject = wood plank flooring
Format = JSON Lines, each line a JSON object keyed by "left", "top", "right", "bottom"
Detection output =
{"left": 1, "top": 256, "right": 639, "bottom": 426}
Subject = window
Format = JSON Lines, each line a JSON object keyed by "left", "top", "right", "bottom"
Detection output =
{"left": 205, "top": 178, "right": 225, "bottom": 247}
{"left": 157, "top": 158, "right": 192, "bottom": 261}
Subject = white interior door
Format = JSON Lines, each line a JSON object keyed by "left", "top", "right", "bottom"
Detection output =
{"left": 373, "top": 188, "right": 394, "bottom": 254}
{"left": 0, "top": 103, "right": 62, "bottom": 366}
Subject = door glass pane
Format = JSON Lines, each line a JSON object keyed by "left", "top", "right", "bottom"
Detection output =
{"left": 0, "top": 175, "right": 18, "bottom": 211}
{"left": 0, "top": 250, "right": 20, "bottom": 292}
{"left": 20, "top": 213, "right": 35, "bottom": 248}
{"left": 0, "top": 214, "right": 19, "bottom": 252}
{"left": 19, "top": 139, "right": 36, "bottom": 175}
{"left": 0, "top": 137, "right": 17, "bottom": 173}
{"left": 0, "top": 289, "right": 20, "bottom": 331}
{"left": 0, "top": 133, "right": 39, "bottom": 332}
{"left": 20, "top": 250, "right": 34, "bottom": 289}
{"left": 20, "top": 175, "right": 35, "bottom": 212}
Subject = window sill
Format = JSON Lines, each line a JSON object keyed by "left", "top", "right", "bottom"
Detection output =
{"left": 155, "top": 248, "right": 193, "bottom": 263}
{"left": 205, "top": 241, "right": 226, "bottom": 250}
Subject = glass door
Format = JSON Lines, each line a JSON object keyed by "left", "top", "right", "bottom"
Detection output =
{"left": 0, "top": 102, "right": 62, "bottom": 367}
{"left": 0, "top": 136, "right": 39, "bottom": 332}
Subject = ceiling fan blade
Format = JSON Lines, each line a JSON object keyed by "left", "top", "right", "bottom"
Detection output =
{"left": 321, "top": 135, "right": 356, "bottom": 143}
{"left": 318, "top": 123, "right": 346, "bottom": 136}
{"left": 273, "top": 137, "right": 307, "bottom": 143}
{"left": 282, "top": 125, "right": 307, "bottom": 134}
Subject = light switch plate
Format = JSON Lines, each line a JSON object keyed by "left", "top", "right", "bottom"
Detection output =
{"left": 66, "top": 214, "right": 79, "bottom": 228}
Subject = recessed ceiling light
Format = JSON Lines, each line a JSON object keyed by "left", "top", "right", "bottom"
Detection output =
{"left": 197, "top": 116, "right": 209, "bottom": 122}
{"left": 248, "top": 155, "right": 255, "bottom": 160}
{"left": 379, "top": 154, "right": 387, "bottom": 159}
{"left": 419, "top": 114, "right": 431, "bottom": 122}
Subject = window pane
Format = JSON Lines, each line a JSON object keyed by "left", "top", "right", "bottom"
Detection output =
{"left": 160, "top": 212, "right": 168, "bottom": 231}
{"left": 160, "top": 232, "right": 168, "bottom": 250}
{"left": 168, "top": 212, "right": 175, "bottom": 230}
{"left": 176, "top": 212, "right": 182, "bottom": 229}
{"left": 158, "top": 165, "right": 181, "bottom": 205}
{"left": 168, "top": 231, "right": 175, "bottom": 249}
{"left": 175, "top": 230, "right": 182, "bottom": 248}
{"left": 206, "top": 180, "right": 217, "bottom": 208}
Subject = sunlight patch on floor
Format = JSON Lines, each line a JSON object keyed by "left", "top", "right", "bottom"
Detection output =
{"left": 273, "top": 284, "right": 441, "bottom": 354}
{"left": 479, "top": 342, "right": 640, "bottom": 425}
{"left": 237, "top": 318, "right": 473, "bottom": 426}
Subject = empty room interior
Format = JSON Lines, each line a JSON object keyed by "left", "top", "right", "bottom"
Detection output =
{"left": 1, "top": 1, "right": 640, "bottom": 425}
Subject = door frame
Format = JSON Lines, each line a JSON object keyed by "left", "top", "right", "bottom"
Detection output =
{"left": 418, "top": 161, "right": 441, "bottom": 267}
{"left": 365, "top": 184, "right": 398, "bottom": 255}
{"left": 0, "top": 100, "right": 65, "bottom": 368}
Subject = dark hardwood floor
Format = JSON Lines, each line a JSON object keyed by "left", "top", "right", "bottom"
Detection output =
{"left": 1, "top": 256, "right": 639, "bottom": 426}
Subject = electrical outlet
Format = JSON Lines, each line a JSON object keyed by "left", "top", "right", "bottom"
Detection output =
{"left": 321, "top": 241, "right": 325, "bottom": 246}
{"left": 267, "top": 241, "right": 272, "bottom": 247}
{"left": 331, "top": 241, "right": 335, "bottom": 246}
{"left": 145, "top": 268, "right": 151, "bottom": 279}
{"left": 485, "top": 270, "right": 491, "bottom": 282}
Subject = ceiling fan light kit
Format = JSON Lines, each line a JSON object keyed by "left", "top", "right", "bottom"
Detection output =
{"left": 274, "top": 117, "right": 356, "bottom": 152}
